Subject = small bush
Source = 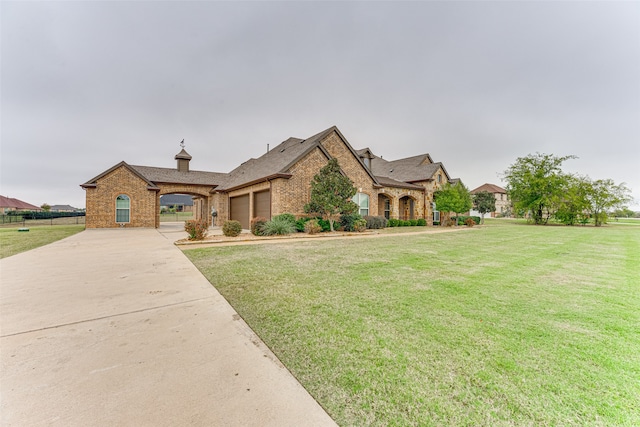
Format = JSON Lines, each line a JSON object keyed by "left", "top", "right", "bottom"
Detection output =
{"left": 465, "top": 217, "right": 476, "bottom": 227}
{"left": 261, "top": 215, "right": 297, "bottom": 236}
{"left": 295, "top": 217, "right": 310, "bottom": 232}
{"left": 184, "top": 219, "right": 209, "bottom": 240}
{"left": 317, "top": 219, "right": 332, "bottom": 232}
{"left": 417, "top": 218, "right": 427, "bottom": 226}
{"left": 387, "top": 218, "right": 398, "bottom": 227}
{"left": 222, "top": 220, "right": 242, "bottom": 237}
{"left": 340, "top": 213, "right": 363, "bottom": 232}
{"left": 250, "top": 217, "right": 267, "bottom": 236}
{"left": 273, "top": 213, "right": 296, "bottom": 227}
{"left": 304, "top": 219, "right": 322, "bottom": 234}
{"left": 364, "top": 215, "right": 388, "bottom": 229}
{"left": 353, "top": 218, "right": 367, "bottom": 232}
{"left": 409, "top": 219, "right": 418, "bottom": 226}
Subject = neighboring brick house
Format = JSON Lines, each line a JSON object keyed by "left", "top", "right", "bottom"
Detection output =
{"left": 160, "top": 194, "right": 194, "bottom": 212}
{"left": 0, "top": 195, "right": 42, "bottom": 214}
{"left": 81, "top": 126, "right": 460, "bottom": 229}
{"left": 469, "top": 183, "right": 511, "bottom": 218}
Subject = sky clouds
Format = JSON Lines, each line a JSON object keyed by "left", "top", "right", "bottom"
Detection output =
{"left": 2, "top": 1, "right": 639, "bottom": 209}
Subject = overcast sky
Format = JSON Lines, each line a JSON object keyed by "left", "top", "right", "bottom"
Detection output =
{"left": 2, "top": 1, "right": 639, "bottom": 210}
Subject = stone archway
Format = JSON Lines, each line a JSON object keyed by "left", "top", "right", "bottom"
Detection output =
{"left": 399, "top": 196, "right": 417, "bottom": 221}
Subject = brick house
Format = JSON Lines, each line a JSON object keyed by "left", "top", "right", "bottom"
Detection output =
{"left": 469, "top": 183, "right": 511, "bottom": 218}
{"left": 81, "top": 126, "right": 459, "bottom": 228}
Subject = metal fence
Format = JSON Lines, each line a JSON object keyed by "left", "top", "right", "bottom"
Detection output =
{"left": 1, "top": 212, "right": 86, "bottom": 227}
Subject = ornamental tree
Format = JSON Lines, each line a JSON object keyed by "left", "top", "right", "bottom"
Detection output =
{"left": 503, "top": 153, "right": 576, "bottom": 224}
{"left": 304, "top": 158, "right": 357, "bottom": 232}
{"left": 473, "top": 191, "right": 496, "bottom": 224}
{"left": 584, "top": 179, "right": 632, "bottom": 226}
{"left": 434, "top": 182, "right": 472, "bottom": 226}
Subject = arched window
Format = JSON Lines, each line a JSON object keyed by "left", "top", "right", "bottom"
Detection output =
{"left": 116, "top": 195, "right": 130, "bottom": 223}
{"left": 352, "top": 193, "right": 369, "bottom": 216}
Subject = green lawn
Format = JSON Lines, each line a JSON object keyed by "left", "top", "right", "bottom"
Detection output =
{"left": 0, "top": 225, "right": 85, "bottom": 259}
{"left": 186, "top": 222, "right": 640, "bottom": 426}
{"left": 159, "top": 212, "right": 194, "bottom": 222}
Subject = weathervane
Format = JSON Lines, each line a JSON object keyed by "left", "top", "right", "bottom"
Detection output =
{"left": 180, "top": 139, "right": 185, "bottom": 148}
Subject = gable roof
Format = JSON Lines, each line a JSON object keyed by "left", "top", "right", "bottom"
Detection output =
{"left": 370, "top": 154, "right": 449, "bottom": 183}
{"left": 219, "top": 126, "right": 381, "bottom": 191}
{"left": 81, "top": 161, "right": 226, "bottom": 190}
{"left": 50, "top": 205, "right": 78, "bottom": 211}
{"left": 471, "top": 183, "right": 506, "bottom": 194}
{"left": 0, "top": 195, "right": 42, "bottom": 210}
{"left": 81, "top": 161, "right": 159, "bottom": 190}
{"left": 130, "top": 165, "right": 226, "bottom": 187}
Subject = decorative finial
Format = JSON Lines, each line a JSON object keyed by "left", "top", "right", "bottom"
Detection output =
{"left": 180, "top": 139, "right": 185, "bottom": 148}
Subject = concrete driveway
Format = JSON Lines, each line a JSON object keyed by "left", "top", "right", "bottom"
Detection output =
{"left": 0, "top": 225, "right": 336, "bottom": 426}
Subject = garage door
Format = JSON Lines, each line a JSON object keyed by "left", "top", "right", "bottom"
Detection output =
{"left": 230, "top": 194, "right": 250, "bottom": 229}
{"left": 253, "top": 190, "right": 271, "bottom": 220}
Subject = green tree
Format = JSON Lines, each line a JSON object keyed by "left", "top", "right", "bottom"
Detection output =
{"left": 554, "top": 175, "right": 591, "bottom": 226}
{"left": 473, "top": 191, "right": 496, "bottom": 224}
{"left": 584, "top": 179, "right": 632, "bottom": 226}
{"left": 304, "top": 158, "right": 357, "bottom": 232}
{"left": 503, "top": 153, "right": 576, "bottom": 225}
{"left": 434, "top": 182, "right": 472, "bottom": 226}
{"left": 41, "top": 203, "right": 51, "bottom": 212}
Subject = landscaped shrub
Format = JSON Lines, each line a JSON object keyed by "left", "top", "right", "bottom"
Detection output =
{"left": 317, "top": 219, "right": 332, "bottom": 232}
{"left": 465, "top": 217, "right": 476, "bottom": 227}
{"left": 409, "top": 219, "right": 418, "bottom": 226}
{"left": 387, "top": 218, "right": 399, "bottom": 227}
{"left": 304, "top": 219, "right": 322, "bottom": 234}
{"left": 261, "top": 215, "right": 297, "bottom": 236}
{"left": 364, "top": 215, "right": 387, "bottom": 229}
{"left": 222, "top": 220, "right": 242, "bottom": 237}
{"left": 184, "top": 219, "right": 209, "bottom": 240}
{"left": 353, "top": 218, "right": 367, "bottom": 232}
{"left": 452, "top": 216, "right": 481, "bottom": 226}
{"left": 417, "top": 218, "right": 427, "bottom": 226}
{"left": 295, "top": 217, "right": 311, "bottom": 232}
{"left": 340, "top": 213, "right": 363, "bottom": 232}
{"left": 273, "top": 213, "right": 296, "bottom": 227}
{"left": 250, "top": 217, "right": 267, "bottom": 236}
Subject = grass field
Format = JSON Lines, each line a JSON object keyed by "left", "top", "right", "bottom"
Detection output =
{"left": 186, "top": 221, "right": 640, "bottom": 426}
{"left": 0, "top": 225, "right": 85, "bottom": 259}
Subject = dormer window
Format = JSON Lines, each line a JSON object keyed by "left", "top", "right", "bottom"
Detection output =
{"left": 437, "top": 174, "right": 442, "bottom": 183}
{"left": 363, "top": 157, "right": 370, "bottom": 169}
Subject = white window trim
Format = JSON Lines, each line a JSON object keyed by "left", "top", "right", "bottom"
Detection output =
{"left": 116, "top": 194, "right": 131, "bottom": 223}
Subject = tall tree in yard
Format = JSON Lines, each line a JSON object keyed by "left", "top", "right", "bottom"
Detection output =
{"left": 304, "top": 158, "right": 357, "bottom": 232}
{"left": 473, "top": 191, "right": 496, "bottom": 224}
{"left": 585, "top": 179, "right": 631, "bottom": 226}
{"left": 434, "top": 182, "right": 472, "bottom": 226}
{"left": 503, "top": 153, "right": 576, "bottom": 224}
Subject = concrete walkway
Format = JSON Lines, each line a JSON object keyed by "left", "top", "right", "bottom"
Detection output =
{"left": 0, "top": 225, "right": 336, "bottom": 426}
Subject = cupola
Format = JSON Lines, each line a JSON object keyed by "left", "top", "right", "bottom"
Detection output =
{"left": 175, "top": 140, "right": 192, "bottom": 172}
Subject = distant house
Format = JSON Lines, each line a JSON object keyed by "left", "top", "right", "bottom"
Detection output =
{"left": 81, "top": 126, "right": 461, "bottom": 228}
{"left": 0, "top": 195, "right": 42, "bottom": 214}
{"left": 160, "top": 194, "right": 194, "bottom": 212}
{"left": 49, "top": 205, "right": 80, "bottom": 213}
{"left": 469, "top": 183, "right": 511, "bottom": 218}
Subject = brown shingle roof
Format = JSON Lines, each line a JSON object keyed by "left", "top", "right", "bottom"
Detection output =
{"left": 130, "top": 165, "right": 226, "bottom": 187}
{"left": 0, "top": 195, "right": 42, "bottom": 210}
{"left": 218, "top": 126, "right": 381, "bottom": 191}
{"left": 370, "top": 154, "right": 447, "bottom": 183}
{"left": 471, "top": 183, "right": 506, "bottom": 194}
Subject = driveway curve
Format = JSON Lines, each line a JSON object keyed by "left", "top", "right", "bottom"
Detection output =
{"left": 0, "top": 226, "right": 336, "bottom": 426}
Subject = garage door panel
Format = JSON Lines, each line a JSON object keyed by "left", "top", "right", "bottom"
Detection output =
{"left": 254, "top": 191, "right": 271, "bottom": 220}
{"left": 230, "top": 194, "right": 250, "bottom": 229}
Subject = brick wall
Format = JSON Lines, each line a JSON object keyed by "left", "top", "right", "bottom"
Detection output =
{"left": 85, "top": 166, "right": 157, "bottom": 228}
